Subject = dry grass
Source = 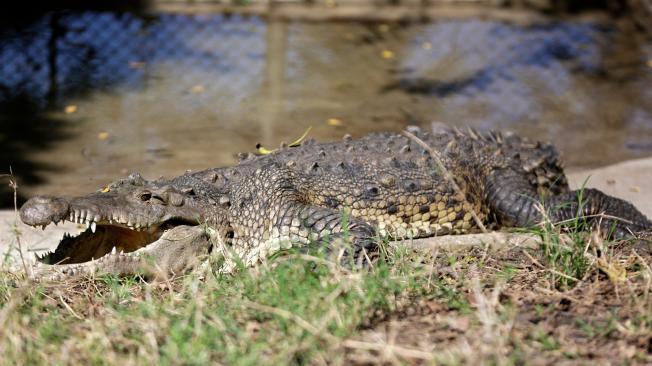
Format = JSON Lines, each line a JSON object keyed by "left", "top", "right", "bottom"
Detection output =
{"left": 346, "top": 240, "right": 652, "bottom": 365}
{"left": 0, "top": 228, "right": 650, "bottom": 365}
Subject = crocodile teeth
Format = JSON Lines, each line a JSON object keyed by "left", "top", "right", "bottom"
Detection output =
{"left": 91, "top": 222, "right": 97, "bottom": 233}
{"left": 111, "top": 246, "right": 117, "bottom": 255}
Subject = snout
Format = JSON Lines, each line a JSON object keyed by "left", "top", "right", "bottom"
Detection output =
{"left": 20, "top": 195, "right": 70, "bottom": 226}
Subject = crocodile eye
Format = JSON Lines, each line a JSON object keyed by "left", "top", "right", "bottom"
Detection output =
{"left": 139, "top": 192, "right": 152, "bottom": 201}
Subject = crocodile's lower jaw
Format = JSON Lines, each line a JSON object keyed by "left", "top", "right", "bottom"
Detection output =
{"left": 36, "top": 220, "right": 196, "bottom": 265}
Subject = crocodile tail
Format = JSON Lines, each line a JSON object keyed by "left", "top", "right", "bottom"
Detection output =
{"left": 545, "top": 188, "right": 652, "bottom": 238}
{"left": 486, "top": 170, "right": 651, "bottom": 238}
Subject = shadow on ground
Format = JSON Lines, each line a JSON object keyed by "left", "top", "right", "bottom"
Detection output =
{"left": 0, "top": 93, "right": 71, "bottom": 208}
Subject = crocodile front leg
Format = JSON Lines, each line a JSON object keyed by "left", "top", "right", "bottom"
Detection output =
{"left": 486, "top": 168, "right": 652, "bottom": 237}
{"left": 225, "top": 163, "right": 378, "bottom": 266}
{"left": 294, "top": 205, "right": 378, "bottom": 265}
{"left": 228, "top": 202, "right": 378, "bottom": 267}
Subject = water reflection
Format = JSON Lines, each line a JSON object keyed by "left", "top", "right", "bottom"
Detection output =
{"left": 0, "top": 12, "right": 650, "bottom": 206}
{"left": 395, "top": 21, "right": 606, "bottom": 123}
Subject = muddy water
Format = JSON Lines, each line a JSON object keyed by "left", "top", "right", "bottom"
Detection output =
{"left": 1, "top": 12, "right": 651, "bottom": 204}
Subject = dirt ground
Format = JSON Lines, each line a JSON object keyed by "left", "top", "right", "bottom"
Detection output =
{"left": 344, "top": 242, "right": 652, "bottom": 365}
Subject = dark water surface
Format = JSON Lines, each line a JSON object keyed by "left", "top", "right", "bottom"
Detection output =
{"left": 1, "top": 11, "right": 651, "bottom": 205}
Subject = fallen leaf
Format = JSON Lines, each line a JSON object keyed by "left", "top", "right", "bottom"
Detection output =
{"left": 257, "top": 127, "right": 313, "bottom": 154}
{"left": 630, "top": 186, "right": 641, "bottom": 193}
{"left": 190, "top": 84, "right": 206, "bottom": 94}
{"left": 64, "top": 105, "right": 77, "bottom": 114}
{"left": 97, "top": 131, "right": 110, "bottom": 140}
{"left": 327, "top": 118, "right": 343, "bottom": 127}
{"left": 256, "top": 144, "right": 275, "bottom": 155}
{"left": 597, "top": 258, "right": 626, "bottom": 283}
{"left": 381, "top": 50, "right": 395, "bottom": 59}
{"left": 288, "top": 126, "right": 312, "bottom": 147}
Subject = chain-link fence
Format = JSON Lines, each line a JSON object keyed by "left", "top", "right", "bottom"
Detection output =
{"left": 1, "top": 4, "right": 652, "bottom": 206}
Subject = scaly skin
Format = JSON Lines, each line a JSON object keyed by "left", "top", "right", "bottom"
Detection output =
{"left": 20, "top": 125, "right": 652, "bottom": 278}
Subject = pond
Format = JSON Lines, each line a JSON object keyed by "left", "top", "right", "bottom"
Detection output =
{"left": 1, "top": 11, "right": 651, "bottom": 206}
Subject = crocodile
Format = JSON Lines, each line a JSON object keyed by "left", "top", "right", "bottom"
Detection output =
{"left": 19, "top": 125, "right": 652, "bottom": 278}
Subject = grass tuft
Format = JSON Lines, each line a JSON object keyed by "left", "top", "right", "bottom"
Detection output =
{"left": 0, "top": 242, "right": 434, "bottom": 365}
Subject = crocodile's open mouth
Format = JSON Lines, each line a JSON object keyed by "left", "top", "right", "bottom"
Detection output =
{"left": 33, "top": 215, "right": 199, "bottom": 265}
{"left": 18, "top": 191, "right": 209, "bottom": 265}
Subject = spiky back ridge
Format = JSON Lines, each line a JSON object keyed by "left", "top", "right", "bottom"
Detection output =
{"left": 178, "top": 125, "right": 568, "bottom": 266}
